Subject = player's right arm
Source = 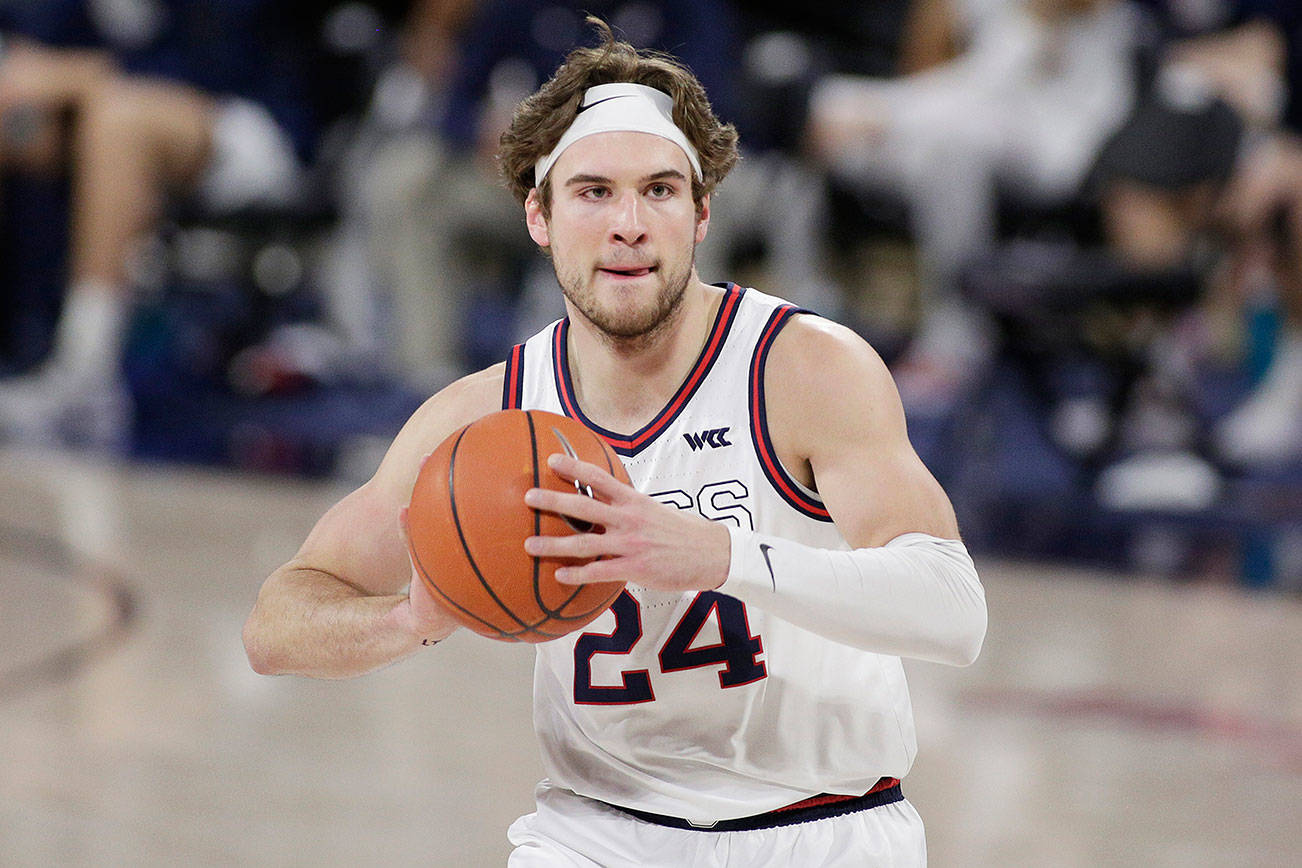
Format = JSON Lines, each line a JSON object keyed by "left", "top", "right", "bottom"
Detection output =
{"left": 242, "top": 366, "right": 503, "bottom": 679}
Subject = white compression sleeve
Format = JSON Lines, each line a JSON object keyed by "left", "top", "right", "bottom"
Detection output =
{"left": 718, "top": 527, "right": 987, "bottom": 666}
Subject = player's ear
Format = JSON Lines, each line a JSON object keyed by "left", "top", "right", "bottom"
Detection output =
{"left": 694, "top": 193, "right": 710, "bottom": 245}
{"left": 525, "top": 188, "right": 551, "bottom": 248}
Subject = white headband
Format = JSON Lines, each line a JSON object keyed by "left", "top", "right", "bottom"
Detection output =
{"left": 533, "top": 82, "right": 703, "bottom": 187}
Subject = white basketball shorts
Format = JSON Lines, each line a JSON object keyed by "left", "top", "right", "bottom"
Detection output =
{"left": 507, "top": 780, "right": 927, "bottom": 867}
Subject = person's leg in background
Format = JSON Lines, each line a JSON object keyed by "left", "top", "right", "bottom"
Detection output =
{"left": 0, "top": 75, "right": 214, "bottom": 447}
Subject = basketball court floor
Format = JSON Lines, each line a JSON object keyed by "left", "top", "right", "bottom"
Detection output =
{"left": 1, "top": 444, "right": 1298, "bottom": 866}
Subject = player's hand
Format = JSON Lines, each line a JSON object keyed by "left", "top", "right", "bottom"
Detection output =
{"left": 523, "top": 452, "right": 731, "bottom": 592}
{"left": 399, "top": 503, "right": 460, "bottom": 645}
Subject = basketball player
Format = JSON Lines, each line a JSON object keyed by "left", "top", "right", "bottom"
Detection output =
{"left": 244, "top": 20, "right": 987, "bottom": 866}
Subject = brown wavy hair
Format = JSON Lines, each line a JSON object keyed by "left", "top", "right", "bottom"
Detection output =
{"left": 497, "top": 17, "right": 739, "bottom": 217}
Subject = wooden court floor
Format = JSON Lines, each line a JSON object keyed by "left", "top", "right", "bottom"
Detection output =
{"left": 1, "top": 445, "right": 1299, "bottom": 866}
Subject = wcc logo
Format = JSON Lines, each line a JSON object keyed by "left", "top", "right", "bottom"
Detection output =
{"left": 683, "top": 427, "right": 732, "bottom": 451}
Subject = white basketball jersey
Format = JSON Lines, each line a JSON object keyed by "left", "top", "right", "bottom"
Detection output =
{"left": 503, "top": 284, "right": 917, "bottom": 825}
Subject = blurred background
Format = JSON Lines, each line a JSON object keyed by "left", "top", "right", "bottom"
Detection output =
{"left": 3, "top": 0, "right": 1301, "bottom": 585}
{"left": 0, "top": 1, "right": 1299, "bottom": 865}
{"left": 2, "top": 0, "right": 1302, "bottom": 583}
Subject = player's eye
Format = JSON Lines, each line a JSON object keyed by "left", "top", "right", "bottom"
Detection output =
{"left": 647, "top": 183, "right": 673, "bottom": 198}
{"left": 580, "top": 186, "right": 610, "bottom": 200}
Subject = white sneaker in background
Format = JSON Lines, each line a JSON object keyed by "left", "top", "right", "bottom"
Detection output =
{"left": 1095, "top": 449, "right": 1221, "bottom": 512}
{"left": 0, "top": 365, "right": 132, "bottom": 452}
{"left": 1215, "top": 330, "right": 1302, "bottom": 467}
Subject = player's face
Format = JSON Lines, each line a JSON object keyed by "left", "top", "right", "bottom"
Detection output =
{"left": 526, "top": 132, "right": 710, "bottom": 342}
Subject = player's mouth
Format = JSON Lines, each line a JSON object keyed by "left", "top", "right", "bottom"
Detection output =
{"left": 598, "top": 264, "right": 657, "bottom": 279}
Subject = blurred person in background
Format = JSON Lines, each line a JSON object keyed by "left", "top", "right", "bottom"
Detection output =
{"left": 307, "top": 0, "right": 480, "bottom": 393}
{"left": 681, "top": 0, "right": 908, "bottom": 325}
{"left": 1213, "top": 126, "right": 1302, "bottom": 466}
{"left": 360, "top": 0, "right": 741, "bottom": 391}
{"left": 1095, "top": 0, "right": 1302, "bottom": 468}
{"left": 0, "top": 0, "right": 319, "bottom": 448}
{"left": 805, "top": 0, "right": 1141, "bottom": 411}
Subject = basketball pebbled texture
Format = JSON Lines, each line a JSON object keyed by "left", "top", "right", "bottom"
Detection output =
{"left": 406, "top": 409, "right": 629, "bottom": 642}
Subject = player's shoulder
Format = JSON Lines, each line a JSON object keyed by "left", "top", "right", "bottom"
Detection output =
{"left": 760, "top": 308, "right": 910, "bottom": 458}
{"left": 436, "top": 363, "right": 509, "bottom": 417}
{"left": 406, "top": 364, "right": 505, "bottom": 442}
{"left": 767, "top": 310, "right": 893, "bottom": 391}
{"left": 370, "top": 364, "right": 506, "bottom": 491}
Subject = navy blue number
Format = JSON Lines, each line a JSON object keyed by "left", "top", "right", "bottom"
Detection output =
{"left": 573, "top": 591, "right": 655, "bottom": 705}
{"left": 658, "top": 592, "right": 767, "bottom": 687}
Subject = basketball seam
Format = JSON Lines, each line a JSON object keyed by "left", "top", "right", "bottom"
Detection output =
{"left": 413, "top": 522, "right": 569, "bottom": 641}
{"left": 411, "top": 543, "right": 521, "bottom": 639}
{"left": 409, "top": 424, "right": 522, "bottom": 640}
{"left": 416, "top": 411, "right": 618, "bottom": 642}
{"left": 549, "top": 428, "right": 627, "bottom": 622}
{"left": 447, "top": 419, "right": 536, "bottom": 636}
{"left": 528, "top": 411, "right": 593, "bottom": 621}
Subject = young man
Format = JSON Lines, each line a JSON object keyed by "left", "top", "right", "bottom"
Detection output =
{"left": 244, "top": 22, "right": 987, "bottom": 866}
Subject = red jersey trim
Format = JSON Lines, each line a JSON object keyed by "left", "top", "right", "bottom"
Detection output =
{"left": 748, "top": 305, "right": 832, "bottom": 521}
{"left": 552, "top": 284, "right": 745, "bottom": 456}
{"left": 502, "top": 343, "right": 526, "bottom": 410}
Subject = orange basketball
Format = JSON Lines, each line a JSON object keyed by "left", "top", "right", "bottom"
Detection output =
{"left": 406, "top": 409, "right": 629, "bottom": 642}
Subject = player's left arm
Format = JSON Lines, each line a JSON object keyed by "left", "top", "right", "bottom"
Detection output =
{"left": 719, "top": 314, "right": 986, "bottom": 665}
{"left": 525, "top": 315, "right": 986, "bottom": 665}
{"left": 769, "top": 314, "right": 959, "bottom": 545}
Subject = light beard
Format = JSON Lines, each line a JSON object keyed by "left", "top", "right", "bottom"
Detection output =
{"left": 555, "top": 251, "right": 695, "bottom": 348}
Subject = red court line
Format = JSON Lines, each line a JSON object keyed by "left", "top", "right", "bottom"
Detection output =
{"left": 963, "top": 686, "right": 1302, "bottom": 775}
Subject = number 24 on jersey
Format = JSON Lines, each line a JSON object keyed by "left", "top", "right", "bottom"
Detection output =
{"left": 574, "top": 590, "right": 767, "bottom": 705}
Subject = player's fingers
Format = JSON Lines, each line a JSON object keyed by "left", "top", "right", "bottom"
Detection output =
{"left": 554, "top": 558, "right": 629, "bottom": 586}
{"left": 524, "top": 487, "right": 619, "bottom": 526}
{"left": 398, "top": 506, "right": 412, "bottom": 546}
{"left": 398, "top": 507, "right": 429, "bottom": 585}
{"left": 545, "top": 453, "right": 631, "bottom": 501}
{"left": 524, "top": 530, "right": 616, "bottom": 560}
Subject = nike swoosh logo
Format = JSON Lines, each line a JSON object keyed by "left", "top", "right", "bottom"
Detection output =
{"left": 577, "top": 94, "right": 634, "bottom": 113}
{"left": 759, "top": 543, "right": 776, "bottom": 590}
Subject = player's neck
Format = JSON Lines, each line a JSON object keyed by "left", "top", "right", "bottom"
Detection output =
{"left": 565, "top": 280, "right": 722, "bottom": 432}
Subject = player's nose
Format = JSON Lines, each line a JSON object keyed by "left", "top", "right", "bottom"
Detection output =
{"left": 610, "top": 192, "right": 647, "bottom": 245}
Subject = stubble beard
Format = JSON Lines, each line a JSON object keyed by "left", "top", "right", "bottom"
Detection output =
{"left": 554, "top": 246, "right": 696, "bottom": 348}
